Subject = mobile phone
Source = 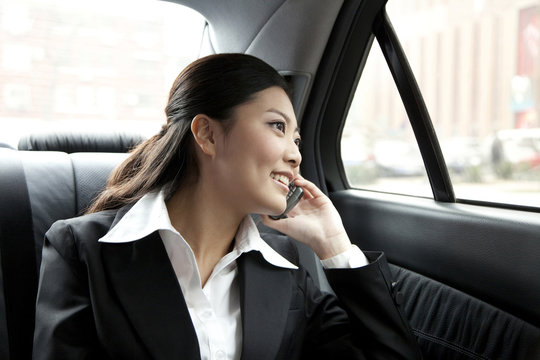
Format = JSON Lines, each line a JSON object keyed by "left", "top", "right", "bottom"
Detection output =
{"left": 270, "top": 182, "right": 304, "bottom": 220}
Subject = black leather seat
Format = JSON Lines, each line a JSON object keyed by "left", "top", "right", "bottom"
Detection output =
{"left": 0, "top": 148, "right": 128, "bottom": 359}
{"left": 18, "top": 132, "right": 145, "bottom": 153}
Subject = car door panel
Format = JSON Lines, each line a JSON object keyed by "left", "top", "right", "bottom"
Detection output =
{"left": 332, "top": 190, "right": 540, "bottom": 327}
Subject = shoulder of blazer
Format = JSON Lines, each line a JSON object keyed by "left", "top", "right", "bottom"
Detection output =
{"left": 43, "top": 204, "right": 134, "bottom": 263}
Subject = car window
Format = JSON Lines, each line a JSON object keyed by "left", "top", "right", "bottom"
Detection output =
{"left": 343, "top": 0, "right": 540, "bottom": 208}
{"left": 341, "top": 39, "right": 432, "bottom": 198}
{"left": 0, "top": 0, "right": 205, "bottom": 148}
{"left": 386, "top": 0, "right": 540, "bottom": 207}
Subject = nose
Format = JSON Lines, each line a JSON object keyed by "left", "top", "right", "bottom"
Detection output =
{"left": 286, "top": 141, "right": 302, "bottom": 168}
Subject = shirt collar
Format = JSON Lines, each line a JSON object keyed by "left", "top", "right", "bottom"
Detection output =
{"left": 98, "top": 190, "right": 297, "bottom": 270}
{"left": 99, "top": 191, "right": 173, "bottom": 244}
{"left": 234, "top": 215, "right": 298, "bottom": 269}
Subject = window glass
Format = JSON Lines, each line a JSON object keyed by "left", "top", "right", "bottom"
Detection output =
{"left": 384, "top": 0, "right": 540, "bottom": 207}
{"left": 0, "top": 0, "right": 205, "bottom": 148}
{"left": 341, "top": 40, "right": 432, "bottom": 198}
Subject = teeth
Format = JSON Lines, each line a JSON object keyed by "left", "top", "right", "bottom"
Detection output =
{"left": 271, "top": 173, "right": 289, "bottom": 186}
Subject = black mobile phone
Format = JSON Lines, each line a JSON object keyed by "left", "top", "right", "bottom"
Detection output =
{"left": 270, "top": 182, "right": 304, "bottom": 220}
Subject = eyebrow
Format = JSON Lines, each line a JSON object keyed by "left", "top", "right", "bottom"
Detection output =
{"left": 267, "top": 108, "right": 300, "bottom": 133}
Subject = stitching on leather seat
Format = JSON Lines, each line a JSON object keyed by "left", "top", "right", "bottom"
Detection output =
{"left": 412, "top": 328, "right": 489, "bottom": 360}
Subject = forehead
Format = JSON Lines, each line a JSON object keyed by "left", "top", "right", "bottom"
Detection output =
{"left": 234, "top": 86, "right": 297, "bottom": 128}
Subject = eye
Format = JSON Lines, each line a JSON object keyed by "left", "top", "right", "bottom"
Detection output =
{"left": 294, "top": 137, "right": 302, "bottom": 149}
{"left": 270, "top": 121, "right": 286, "bottom": 133}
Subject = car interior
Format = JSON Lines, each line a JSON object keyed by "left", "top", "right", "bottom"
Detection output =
{"left": 1, "top": 0, "right": 539, "bottom": 359}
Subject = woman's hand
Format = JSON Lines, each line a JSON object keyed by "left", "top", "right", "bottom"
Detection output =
{"left": 260, "top": 175, "right": 352, "bottom": 260}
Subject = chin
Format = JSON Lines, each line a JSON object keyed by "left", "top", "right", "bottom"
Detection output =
{"left": 262, "top": 207, "right": 284, "bottom": 217}
{"left": 260, "top": 201, "right": 287, "bottom": 217}
{"left": 253, "top": 192, "right": 287, "bottom": 216}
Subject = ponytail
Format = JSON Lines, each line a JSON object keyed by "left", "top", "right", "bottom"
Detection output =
{"left": 86, "top": 121, "right": 196, "bottom": 213}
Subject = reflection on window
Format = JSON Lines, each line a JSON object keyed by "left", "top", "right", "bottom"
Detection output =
{"left": 341, "top": 40, "right": 432, "bottom": 198}
{"left": 0, "top": 0, "right": 205, "bottom": 147}
{"left": 385, "top": 0, "right": 540, "bottom": 208}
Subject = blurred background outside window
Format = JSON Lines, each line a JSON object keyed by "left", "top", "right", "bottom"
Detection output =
{"left": 342, "top": 0, "right": 540, "bottom": 208}
{"left": 0, "top": 0, "right": 205, "bottom": 148}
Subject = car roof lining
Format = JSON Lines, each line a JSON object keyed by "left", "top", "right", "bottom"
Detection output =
{"left": 165, "top": 0, "right": 344, "bottom": 123}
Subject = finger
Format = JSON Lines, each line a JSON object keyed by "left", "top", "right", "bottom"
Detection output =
{"left": 292, "top": 177, "right": 315, "bottom": 199}
{"left": 297, "top": 185, "right": 314, "bottom": 200}
{"left": 294, "top": 177, "right": 326, "bottom": 199}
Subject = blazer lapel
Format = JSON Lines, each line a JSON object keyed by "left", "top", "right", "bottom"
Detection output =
{"left": 238, "top": 251, "right": 292, "bottom": 360}
{"left": 101, "top": 230, "right": 200, "bottom": 360}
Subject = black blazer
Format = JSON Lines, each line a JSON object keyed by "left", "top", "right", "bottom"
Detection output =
{"left": 33, "top": 206, "right": 422, "bottom": 360}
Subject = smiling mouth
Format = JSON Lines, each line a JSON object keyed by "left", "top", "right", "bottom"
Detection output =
{"left": 271, "top": 172, "right": 290, "bottom": 187}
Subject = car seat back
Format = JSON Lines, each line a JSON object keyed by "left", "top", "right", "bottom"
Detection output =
{"left": 0, "top": 149, "right": 128, "bottom": 360}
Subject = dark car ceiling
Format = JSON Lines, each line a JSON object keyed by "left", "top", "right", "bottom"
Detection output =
{"left": 166, "top": 0, "right": 344, "bottom": 122}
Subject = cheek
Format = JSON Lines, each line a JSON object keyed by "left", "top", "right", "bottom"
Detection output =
{"left": 236, "top": 131, "right": 281, "bottom": 166}
{"left": 255, "top": 137, "right": 282, "bottom": 163}
{"left": 219, "top": 125, "right": 284, "bottom": 176}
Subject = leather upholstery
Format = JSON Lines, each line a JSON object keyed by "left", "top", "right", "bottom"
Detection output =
{"left": 18, "top": 132, "right": 145, "bottom": 153}
{"left": 390, "top": 264, "right": 540, "bottom": 359}
{"left": 18, "top": 151, "right": 129, "bottom": 268}
{"left": 0, "top": 149, "right": 128, "bottom": 359}
{"left": 70, "top": 153, "right": 128, "bottom": 214}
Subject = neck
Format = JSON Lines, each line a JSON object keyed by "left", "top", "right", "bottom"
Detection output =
{"left": 166, "top": 179, "right": 245, "bottom": 286}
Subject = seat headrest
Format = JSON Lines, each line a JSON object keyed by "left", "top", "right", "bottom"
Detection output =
{"left": 18, "top": 132, "right": 146, "bottom": 153}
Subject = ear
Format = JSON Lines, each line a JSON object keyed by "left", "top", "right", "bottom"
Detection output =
{"left": 191, "top": 114, "right": 217, "bottom": 157}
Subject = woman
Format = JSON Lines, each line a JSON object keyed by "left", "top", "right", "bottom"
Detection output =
{"left": 33, "top": 53, "right": 422, "bottom": 360}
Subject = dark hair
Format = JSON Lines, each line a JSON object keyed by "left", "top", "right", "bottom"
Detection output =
{"left": 87, "top": 53, "right": 291, "bottom": 213}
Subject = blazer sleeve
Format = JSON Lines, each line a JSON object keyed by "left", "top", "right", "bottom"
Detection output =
{"left": 301, "top": 251, "right": 422, "bottom": 360}
{"left": 33, "top": 221, "right": 109, "bottom": 360}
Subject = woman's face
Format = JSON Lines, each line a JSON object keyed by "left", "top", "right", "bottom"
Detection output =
{"left": 212, "top": 86, "right": 301, "bottom": 216}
